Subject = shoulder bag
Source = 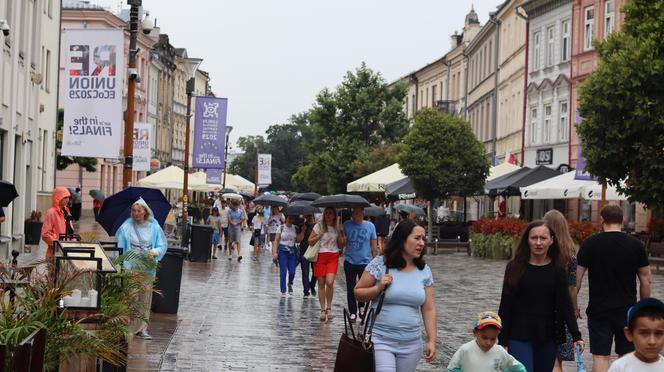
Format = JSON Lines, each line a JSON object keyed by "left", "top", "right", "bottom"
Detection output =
{"left": 303, "top": 223, "right": 322, "bottom": 262}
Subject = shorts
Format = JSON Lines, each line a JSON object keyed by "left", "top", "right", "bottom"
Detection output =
{"left": 212, "top": 231, "right": 220, "bottom": 245}
{"left": 253, "top": 230, "right": 265, "bottom": 245}
{"left": 588, "top": 310, "right": 634, "bottom": 356}
{"left": 269, "top": 233, "right": 277, "bottom": 243}
{"left": 314, "top": 252, "right": 340, "bottom": 277}
{"left": 228, "top": 228, "right": 241, "bottom": 243}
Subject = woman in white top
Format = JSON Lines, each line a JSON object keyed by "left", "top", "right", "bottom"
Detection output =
{"left": 267, "top": 206, "right": 285, "bottom": 248}
{"left": 251, "top": 206, "right": 266, "bottom": 261}
{"left": 273, "top": 215, "right": 301, "bottom": 296}
{"left": 308, "top": 207, "right": 345, "bottom": 321}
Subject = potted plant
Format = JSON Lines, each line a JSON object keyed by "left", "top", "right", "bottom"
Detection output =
{"left": 24, "top": 210, "right": 43, "bottom": 245}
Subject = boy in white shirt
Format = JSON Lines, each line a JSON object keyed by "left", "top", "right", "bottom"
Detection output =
{"left": 608, "top": 297, "right": 664, "bottom": 372}
{"left": 447, "top": 311, "right": 526, "bottom": 372}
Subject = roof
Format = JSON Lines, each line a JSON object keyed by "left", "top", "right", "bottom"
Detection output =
{"left": 62, "top": 0, "right": 105, "bottom": 9}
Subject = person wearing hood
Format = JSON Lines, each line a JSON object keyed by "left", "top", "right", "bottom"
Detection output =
{"left": 115, "top": 198, "right": 167, "bottom": 340}
{"left": 40, "top": 186, "right": 75, "bottom": 257}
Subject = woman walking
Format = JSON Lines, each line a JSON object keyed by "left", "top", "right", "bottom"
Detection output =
{"left": 354, "top": 220, "right": 437, "bottom": 372}
{"left": 207, "top": 207, "right": 222, "bottom": 259}
{"left": 543, "top": 210, "right": 579, "bottom": 372}
{"left": 308, "top": 207, "right": 344, "bottom": 321}
{"left": 272, "top": 215, "right": 301, "bottom": 296}
{"left": 40, "top": 186, "right": 75, "bottom": 257}
{"left": 116, "top": 198, "right": 167, "bottom": 339}
{"left": 298, "top": 214, "right": 317, "bottom": 298}
{"left": 498, "top": 220, "right": 583, "bottom": 372}
{"left": 251, "top": 206, "right": 266, "bottom": 261}
{"left": 267, "top": 206, "right": 285, "bottom": 249}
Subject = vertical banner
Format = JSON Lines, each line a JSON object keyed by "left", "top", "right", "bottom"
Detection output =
{"left": 574, "top": 112, "right": 597, "bottom": 181}
{"left": 62, "top": 29, "right": 124, "bottom": 158}
{"left": 193, "top": 97, "right": 228, "bottom": 168}
{"left": 257, "top": 153, "right": 272, "bottom": 186}
{"left": 133, "top": 123, "right": 151, "bottom": 171}
{"left": 206, "top": 168, "right": 222, "bottom": 184}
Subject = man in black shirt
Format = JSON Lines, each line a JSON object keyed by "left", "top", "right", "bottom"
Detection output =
{"left": 576, "top": 205, "right": 651, "bottom": 372}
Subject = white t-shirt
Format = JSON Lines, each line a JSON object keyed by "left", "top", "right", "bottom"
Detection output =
{"left": 251, "top": 215, "right": 265, "bottom": 232}
{"left": 608, "top": 352, "right": 664, "bottom": 372}
{"left": 215, "top": 206, "right": 229, "bottom": 228}
{"left": 447, "top": 340, "right": 526, "bottom": 372}
{"left": 277, "top": 224, "right": 298, "bottom": 248}
{"left": 313, "top": 223, "right": 339, "bottom": 253}
{"left": 267, "top": 213, "right": 284, "bottom": 234}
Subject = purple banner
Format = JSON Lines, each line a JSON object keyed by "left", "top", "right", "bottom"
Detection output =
{"left": 574, "top": 111, "right": 597, "bottom": 181}
{"left": 193, "top": 97, "right": 228, "bottom": 169}
{"left": 206, "top": 168, "right": 222, "bottom": 184}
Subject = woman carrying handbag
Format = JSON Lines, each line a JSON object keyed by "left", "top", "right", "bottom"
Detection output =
{"left": 353, "top": 219, "right": 437, "bottom": 372}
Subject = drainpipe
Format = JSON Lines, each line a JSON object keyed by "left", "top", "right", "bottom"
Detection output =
{"left": 489, "top": 16, "right": 501, "bottom": 163}
{"left": 516, "top": 6, "right": 529, "bottom": 166}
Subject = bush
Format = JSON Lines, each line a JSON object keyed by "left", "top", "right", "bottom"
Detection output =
{"left": 568, "top": 221, "right": 600, "bottom": 244}
{"left": 470, "top": 232, "right": 519, "bottom": 260}
{"left": 470, "top": 218, "right": 528, "bottom": 237}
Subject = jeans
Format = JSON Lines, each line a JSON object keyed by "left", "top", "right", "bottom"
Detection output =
{"left": 343, "top": 260, "right": 367, "bottom": 315}
{"left": 300, "top": 259, "right": 316, "bottom": 295}
{"left": 508, "top": 339, "right": 557, "bottom": 372}
{"left": 278, "top": 246, "right": 297, "bottom": 293}
{"left": 373, "top": 334, "right": 422, "bottom": 372}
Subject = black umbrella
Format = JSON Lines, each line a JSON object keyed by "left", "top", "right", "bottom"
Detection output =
{"left": 311, "top": 194, "right": 371, "bottom": 208}
{"left": 239, "top": 192, "right": 255, "bottom": 200}
{"left": 220, "top": 187, "right": 237, "bottom": 194}
{"left": 364, "top": 206, "right": 386, "bottom": 217}
{"left": 282, "top": 204, "right": 318, "bottom": 216}
{"left": 290, "top": 192, "right": 322, "bottom": 202}
{"left": 96, "top": 187, "right": 171, "bottom": 236}
{"left": 253, "top": 194, "right": 288, "bottom": 207}
{"left": 385, "top": 177, "right": 416, "bottom": 201}
{"left": 0, "top": 180, "right": 19, "bottom": 207}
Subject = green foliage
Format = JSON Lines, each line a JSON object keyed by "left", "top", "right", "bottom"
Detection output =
{"left": 56, "top": 108, "right": 97, "bottom": 172}
{"left": 398, "top": 109, "right": 490, "bottom": 201}
{"left": 228, "top": 135, "right": 267, "bottom": 183}
{"left": 470, "top": 232, "right": 517, "bottom": 260}
{"left": 577, "top": 0, "right": 664, "bottom": 208}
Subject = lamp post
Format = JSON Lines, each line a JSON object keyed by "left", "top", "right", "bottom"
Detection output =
{"left": 221, "top": 125, "right": 233, "bottom": 189}
{"left": 180, "top": 57, "right": 203, "bottom": 228}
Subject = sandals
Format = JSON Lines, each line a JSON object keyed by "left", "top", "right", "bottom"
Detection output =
{"left": 326, "top": 308, "right": 334, "bottom": 320}
{"left": 320, "top": 309, "right": 327, "bottom": 321}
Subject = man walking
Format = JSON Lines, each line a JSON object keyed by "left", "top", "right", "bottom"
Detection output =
{"left": 213, "top": 198, "right": 229, "bottom": 251}
{"left": 576, "top": 205, "right": 652, "bottom": 372}
{"left": 227, "top": 200, "right": 246, "bottom": 262}
{"left": 342, "top": 207, "right": 377, "bottom": 323}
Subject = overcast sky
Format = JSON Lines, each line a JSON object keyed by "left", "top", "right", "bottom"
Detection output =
{"left": 91, "top": 0, "right": 500, "bottom": 146}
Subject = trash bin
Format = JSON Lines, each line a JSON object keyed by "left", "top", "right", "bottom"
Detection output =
{"left": 189, "top": 224, "right": 213, "bottom": 262}
{"left": 151, "top": 246, "right": 187, "bottom": 314}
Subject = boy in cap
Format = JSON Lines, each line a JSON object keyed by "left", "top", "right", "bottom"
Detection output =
{"left": 447, "top": 311, "right": 526, "bottom": 372}
{"left": 608, "top": 297, "right": 664, "bottom": 371}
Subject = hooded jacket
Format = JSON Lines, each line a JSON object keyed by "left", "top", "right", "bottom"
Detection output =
{"left": 115, "top": 198, "right": 167, "bottom": 274}
{"left": 41, "top": 187, "right": 73, "bottom": 256}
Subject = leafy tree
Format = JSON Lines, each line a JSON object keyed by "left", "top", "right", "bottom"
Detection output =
{"left": 292, "top": 63, "right": 408, "bottom": 193}
{"left": 398, "top": 109, "right": 489, "bottom": 235}
{"left": 578, "top": 0, "right": 664, "bottom": 208}
{"left": 350, "top": 144, "right": 402, "bottom": 180}
{"left": 228, "top": 135, "right": 267, "bottom": 183}
{"left": 56, "top": 109, "right": 97, "bottom": 172}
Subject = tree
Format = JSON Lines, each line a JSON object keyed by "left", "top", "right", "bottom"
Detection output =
{"left": 398, "top": 109, "right": 489, "bottom": 235}
{"left": 56, "top": 109, "right": 97, "bottom": 172}
{"left": 228, "top": 135, "right": 267, "bottom": 183}
{"left": 578, "top": 0, "right": 664, "bottom": 208}
{"left": 292, "top": 62, "right": 408, "bottom": 193}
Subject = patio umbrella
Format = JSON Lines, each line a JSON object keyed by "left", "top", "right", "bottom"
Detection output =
{"left": 254, "top": 194, "right": 288, "bottom": 207}
{"left": 290, "top": 192, "right": 322, "bottom": 202}
{"left": 0, "top": 180, "right": 19, "bottom": 207}
{"left": 311, "top": 194, "right": 371, "bottom": 208}
{"left": 96, "top": 187, "right": 171, "bottom": 236}
{"left": 364, "top": 206, "right": 386, "bottom": 217}
{"left": 222, "top": 193, "right": 244, "bottom": 201}
{"left": 88, "top": 189, "right": 106, "bottom": 202}
{"left": 282, "top": 204, "right": 318, "bottom": 216}
{"left": 395, "top": 204, "right": 426, "bottom": 217}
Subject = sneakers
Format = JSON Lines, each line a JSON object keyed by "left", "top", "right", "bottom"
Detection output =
{"left": 288, "top": 283, "right": 293, "bottom": 295}
{"left": 303, "top": 293, "right": 309, "bottom": 298}
{"left": 135, "top": 330, "right": 152, "bottom": 340}
{"left": 213, "top": 255, "right": 218, "bottom": 259}
{"left": 311, "top": 289, "right": 317, "bottom": 296}
{"left": 281, "top": 292, "right": 287, "bottom": 298}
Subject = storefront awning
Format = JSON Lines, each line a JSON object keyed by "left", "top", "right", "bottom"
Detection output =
{"left": 385, "top": 177, "right": 416, "bottom": 200}
{"left": 347, "top": 163, "right": 406, "bottom": 193}
{"left": 520, "top": 171, "right": 627, "bottom": 200}
{"left": 485, "top": 166, "right": 560, "bottom": 197}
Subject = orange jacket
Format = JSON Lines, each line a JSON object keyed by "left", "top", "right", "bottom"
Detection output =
{"left": 41, "top": 187, "right": 73, "bottom": 256}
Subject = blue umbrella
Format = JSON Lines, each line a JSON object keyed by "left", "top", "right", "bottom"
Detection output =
{"left": 96, "top": 187, "right": 171, "bottom": 236}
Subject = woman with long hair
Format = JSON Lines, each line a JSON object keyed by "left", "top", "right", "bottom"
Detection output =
{"left": 498, "top": 220, "right": 583, "bottom": 372}
{"left": 543, "top": 210, "right": 578, "bottom": 372}
{"left": 272, "top": 214, "right": 301, "bottom": 296}
{"left": 308, "top": 207, "right": 344, "bottom": 321}
{"left": 354, "top": 219, "right": 436, "bottom": 372}
{"left": 251, "top": 206, "right": 266, "bottom": 261}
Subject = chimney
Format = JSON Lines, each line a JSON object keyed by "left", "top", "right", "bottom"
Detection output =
{"left": 450, "top": 31, "right": 459, "bottom": 49}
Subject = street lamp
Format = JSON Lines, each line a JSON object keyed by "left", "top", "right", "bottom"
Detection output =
{"left": 180, "top": 57, "right": 203, "bottom": 230}
{"left": 222, "top": 125, "right": 233, "bottom": 189}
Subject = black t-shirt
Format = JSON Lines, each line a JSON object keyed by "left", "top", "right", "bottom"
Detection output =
{"left": 577, "top": 231, "right": 649, "bottom": 316}
{"left": 373, "top": 214, "right": 390, "bottom": 236}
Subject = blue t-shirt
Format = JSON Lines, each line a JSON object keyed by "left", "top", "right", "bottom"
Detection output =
{"left": 343, "top": 220, "right": 377, "bottom": 265}
{"left": 228, "top": 209, "right": 244, "bottom": 231}
{"left": 366, "top": 256, "right": 434, "bottom": 341}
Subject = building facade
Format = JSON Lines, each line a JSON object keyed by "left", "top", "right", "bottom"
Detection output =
{"left": 171, "top": 48, "right": 188, "bottom": 167}
{"left": 150, "top": 33, "right": 176, "bottom": 167}
{"left": 0, "top": 0, "right": 61, "bottom": 256}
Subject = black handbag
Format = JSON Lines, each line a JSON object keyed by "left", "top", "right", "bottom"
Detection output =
{"left": 333, "top": 268, "right": 388, "bottom": 372}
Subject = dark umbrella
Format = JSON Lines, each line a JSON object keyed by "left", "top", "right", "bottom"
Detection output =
{"left": 282, "top": 204, "right": 318, "bottom": 216}
{"left": 395, "top": 204, "right": 426, "bottom": 216}
{"left": 88, "top": 189, "right": 106, "bottom": 202}
{"left": 311, "top": 194, "right": 371, "bottom": 208}
{"left": 253, "top": 194, "right": 288, "bottom": 207}
{"left": 290, "top": 192, "right": 322, "bottom": 202}
{"left": 96, "top": 187, "right": 171, "bottom": 236}
{"left": 364, "top": 206, "right": 386, "bottom": 217}
{"left": 220, "top": 187, "right": 237, "bottom": 194}
{"left": 0, "top": 180, "right": 19, "bottom": 207}
{"left": 239, "top": 192, "right": 255, "bottom": 200}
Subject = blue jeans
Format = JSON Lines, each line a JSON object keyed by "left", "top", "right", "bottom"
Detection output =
{"left": 278, "top": 246, "right": 297, "bottom": 293}
{"left": 300, "top": 259, "right": 316, "bottom": 295}
{"left": 343, "top": 261, "right": 367, "bottom": 315}
{"left": 508, "top": 340, "right": 557, "bottom": 372}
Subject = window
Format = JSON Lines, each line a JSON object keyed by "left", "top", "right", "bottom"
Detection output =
{"left": 561, "top": 20, "right": 570, "bottom": 61}
{"left": 425, "top": 88, "right": 429, "bottom": 108}
{"left": 546, "top": 26, "right": 555, "bottom": 66}
{"left": 48, "top": 0, "right": 53, "bottom": 18}
{"left": 605, "top": 1, "right": 615, "bottom": 36}
{"left": 584, "top": 6, "right": 595, "bottom": 51}
{"left": 544, "top": 104, "right": 552, "bottom": 143}
{"left": 559, "top": 101, "right": 568, "bottom": 141}
{"left": 411, "top": 94, "right": 416, "bottom": 114}
{"left": 530, "top": 108, "right": 537, "bottom": 144}
{"left": 45, "top": 49, "right": 51, "bottom": 92}
{"left": 431, "top": 84, "right": 436, "bottom": 106}
{"left": 488, "top": 40, "right": 492, "bottom": 74}
{"left": 533, "top": 32, "right": 541, "bottom": 70}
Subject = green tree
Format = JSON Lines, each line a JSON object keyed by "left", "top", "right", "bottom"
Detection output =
{"left": 265, "top": 121, "right": 309, "bottom": 190}
{"left": 578, "top": 0, "right": 664, "bottom": 208}
{"left": 398, "top": 109, "right": 489, "bottom": 235}
{"left": 56, "top": 109, "right": 97, "bottom": 172}
{"left": 228, "top": 135, "right": 267, "bottom": 183}
{"left": 292, "top": 62, "right": 408, "bottom": 193}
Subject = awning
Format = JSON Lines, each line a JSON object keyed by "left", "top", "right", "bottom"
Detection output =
{"left": 485, "top": 166, "right": 560, "bottom": 197}
{"left": 487, "top": 162, "right": 522, "bottom": 182}
{"left": 347, "top": 163, "right": 406, "bottom": 192}
{"left": 520, "top": 171, "right": 627, "bottom": 200}
{"left": 385, "top": 177, "right": 416, "bottom": 200}
{"left": 137, "top": 165, "right": 206, "bottom": 190}
{"left": 190, "top": 172, "right": 256, "bottom": 194}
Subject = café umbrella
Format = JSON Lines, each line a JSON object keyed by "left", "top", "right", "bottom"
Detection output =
{"left": 96, "top": 187, "right": 171, "bottom": 236}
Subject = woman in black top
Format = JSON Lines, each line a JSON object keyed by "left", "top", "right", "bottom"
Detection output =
{"left": 498, "top": 220, "right": 584, "bottom": 372}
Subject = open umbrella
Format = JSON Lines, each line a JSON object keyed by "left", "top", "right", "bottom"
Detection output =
{"left": 290, "top": 192, "right": 322, "bottom": 202}
{"left": 254, "top": 194, "right": 288, "bottom": 207}
{"left": 364, "top": 206, "right": 386, "bottom": 217}
{"left": 239, "top": 192, "right": 255, "bottom": 200}
{"left": 0, "top": 180, "right": 19, "bottom": 207}
{"left": 96, "top": 187, "right": 171, "bottom": 236}
{"left": 88, "top": 189, "right": 106, "bottom": 202}
{"left": 222, "top": 193, "right": 243, "bottom": 201}
{"left": 219, "top": 187, "right": 237, "bottom": 194}
{"left": 311, "top": 194, "right": 371, "bottom": 209}
{"left": 282, "top": 204, "right": 318, "bottom": 216}
{"left": 395, "top": 204, "right": 426, "bottom": 216}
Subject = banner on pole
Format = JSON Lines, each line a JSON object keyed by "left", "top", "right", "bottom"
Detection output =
{"left": 193, "top": 97, "right": 228, "bottom": 169}
{"left": 133, "top": 123, "right": 151, "bottom": 171}
{"left": 574, "top": 112, "right": 597, "bottom": 181}
{"left": 61, "top": 29, "right": 124, "bottom": 158}
{"left": 206, "top": 168, "right": 222, "bottom": 184}
{"left": 257, "top": 153, "right": 272, "bottom": 186}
